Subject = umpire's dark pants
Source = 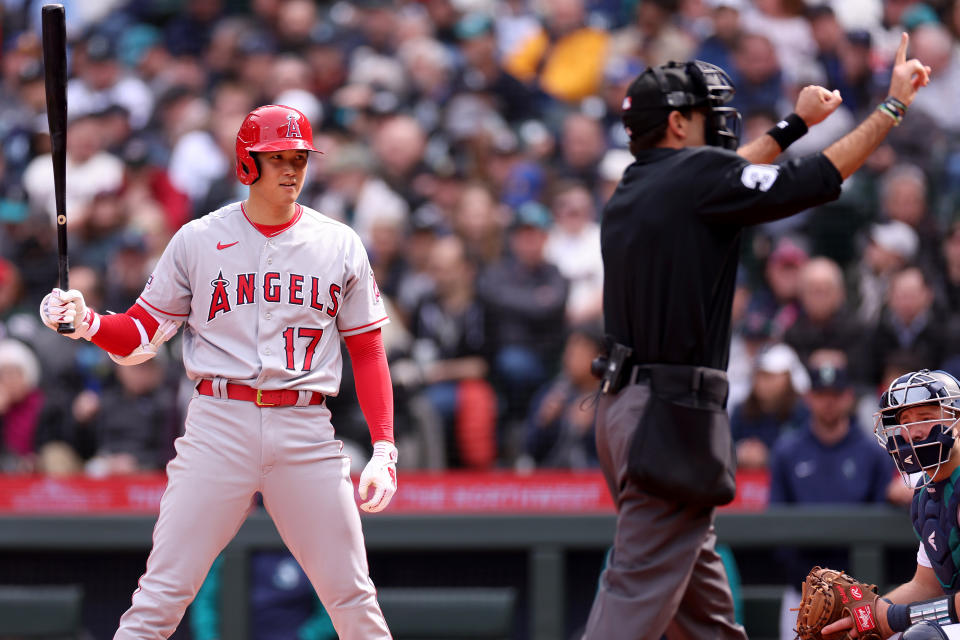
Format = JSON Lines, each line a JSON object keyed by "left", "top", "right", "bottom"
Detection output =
{"left": 583, "top": 382, "right": 747, "bottom": 640}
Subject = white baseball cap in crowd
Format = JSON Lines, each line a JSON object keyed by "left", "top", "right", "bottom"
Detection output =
{"left": 870, "top": 220, "right": 919, "bottom": 260}
{"left": 707, "top": 0, "right": 745, "bottom": 10}
{"left": 756, "top": 343, "right": 811, "bottom": 394}
{"left": 599, "top": 148, "right": 634, "bottom": 182}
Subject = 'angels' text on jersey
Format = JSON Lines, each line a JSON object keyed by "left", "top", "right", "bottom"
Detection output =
{"left": 207, "top": 270, "right": 341, "bottom": 322}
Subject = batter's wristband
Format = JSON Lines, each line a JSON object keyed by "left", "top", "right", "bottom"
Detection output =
{"left": 766, "top": 113, "right": 808, "bottom": 150}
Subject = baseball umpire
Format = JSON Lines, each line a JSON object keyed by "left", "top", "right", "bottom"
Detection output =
{"left": 583, "top": 33, "right": 930, "bottom": 640}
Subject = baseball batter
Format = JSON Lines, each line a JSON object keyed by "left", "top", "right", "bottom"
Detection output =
{"left": 38, "top": 105, "right": 396, "bottom": 639}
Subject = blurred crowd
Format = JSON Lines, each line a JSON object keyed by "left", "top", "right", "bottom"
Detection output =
{"left": 2, "top": 0, "right": 960, "bottom": 480}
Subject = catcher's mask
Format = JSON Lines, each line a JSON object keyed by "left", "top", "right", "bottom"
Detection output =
{"left": 235, "top": 104, "right": 321, "bottom": 186}
{"left": 874, "top": 369, "right": 960, "bottom": 487}
{"left": 621, "top": 60, "right": 741, "bottom": 150}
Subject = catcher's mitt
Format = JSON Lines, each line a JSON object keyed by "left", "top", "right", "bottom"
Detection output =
{"left": 794, "top": 566, "right": 883, "bottom": 640}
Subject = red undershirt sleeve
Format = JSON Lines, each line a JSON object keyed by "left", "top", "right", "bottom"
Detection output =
{"left": 343, "top": 328, "right": 394, "bottom": 445}
{"left": 89, "top": 303, "right": 161, "bottom": 356}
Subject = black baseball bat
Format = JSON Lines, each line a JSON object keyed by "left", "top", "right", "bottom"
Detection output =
{"left": 42, "top": 4, "right": 73, "bottom": 333}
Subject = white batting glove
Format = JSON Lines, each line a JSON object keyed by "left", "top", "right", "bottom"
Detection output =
{"left": 359, "top": 440, "right": 398, "bottom": 513}
{"left": 39, "top": 288, "right": 96, "bottom": 339}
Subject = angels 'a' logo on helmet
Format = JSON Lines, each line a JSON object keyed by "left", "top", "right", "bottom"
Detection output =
{"left": 284, "top": 113, "right": 302, "bottom": 139}
{"left": 875, "top": 369, "right": 960, "bottom": 488}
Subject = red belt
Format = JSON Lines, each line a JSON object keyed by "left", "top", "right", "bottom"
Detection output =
{"left": 196, "top": 380, "right": 324, "bottom": 407}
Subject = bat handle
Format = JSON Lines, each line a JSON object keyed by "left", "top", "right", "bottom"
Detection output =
{"left": 57, "top": 267, "right": 74, "bottom": 334}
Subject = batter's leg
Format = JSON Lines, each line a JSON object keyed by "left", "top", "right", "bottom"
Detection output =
{"left": 114, "top": 397, "right": 262, "bottom": 640}
{"left": 260, "top": 405, "right": 390, "bottom": 640}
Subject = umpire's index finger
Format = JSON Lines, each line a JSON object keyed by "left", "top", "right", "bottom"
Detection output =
{"left": 896, "top": 31, "right": 909, "bottom": 65}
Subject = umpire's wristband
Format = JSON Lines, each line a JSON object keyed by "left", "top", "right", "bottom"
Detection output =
{"left": 766, "top": 113, "right": 808, "bottom": 151}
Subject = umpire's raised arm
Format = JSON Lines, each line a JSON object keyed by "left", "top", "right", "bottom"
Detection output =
{"left": 824, "top": 32, "right": 930, "bottom": 178}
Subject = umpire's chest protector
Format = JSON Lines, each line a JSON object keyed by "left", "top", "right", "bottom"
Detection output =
{"left": 912, "top": 470, "right": 960, "bottom": 594}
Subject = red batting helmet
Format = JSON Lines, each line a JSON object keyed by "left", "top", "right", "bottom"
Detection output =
{"left": 235, "top": 104, "right": 321, "bottom": 185}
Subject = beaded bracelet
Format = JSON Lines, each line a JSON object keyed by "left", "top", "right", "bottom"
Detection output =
{"left": 877, "top": 96, "right": 907, "bottom": 126}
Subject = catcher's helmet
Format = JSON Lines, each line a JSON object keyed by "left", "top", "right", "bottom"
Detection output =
{"left": 621, "top": 60, "right": 740, "bottom": 150}
{"left": 903, "top": 622, "right": 951, "bottom": 640}
{"left": 875, "top": 369, "right": 960, "bottom": 486}
{"left": 235, "top": 104, "right": 321, "bottom": 186}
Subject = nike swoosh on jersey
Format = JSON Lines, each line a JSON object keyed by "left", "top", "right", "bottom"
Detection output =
{"left": 217, "top": 241, "right": 239, "bottom": 250}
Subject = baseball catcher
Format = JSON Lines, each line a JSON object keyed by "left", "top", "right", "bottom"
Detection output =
{"left": 813, "top": 370, "right": 960, "bottom": 639}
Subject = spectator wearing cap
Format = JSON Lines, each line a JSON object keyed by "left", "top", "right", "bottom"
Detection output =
{"left": 867, "top": 266, "right": 945, "bottom": 386}
{"left": 854, "top": 220, "right": 918, "bottom": 324}
{"left": 934, "top": 220, "right": 960, "bottom": 315}
{"left": 879, "top": 163, "right": 941, "bottom": 266}
{"left": 477, "top": 201, "right": 569, "bottom": 434}
{"left": 0, "top": 58, "right": 45, "bottom": 180}
{"left": 453, "top": 12, "right": 539, "bottom": 125}
{"left": 503, "top": 0, "right": 610, "bottom": 104}
{"left": 486, "top": 134, "right": 547, "bottom": 212}
{"left": 119, "top": 136, "right": 191, "bottom": 235}
{"left": 555, "top": 112, "right": 607, "bottom": 194}
{"left": 163, "top": 0, "right": 224, "bottom": 57}
{"left": 695, "top": 0, "right": 745, "bottom": 76}
{"left": 769, "top": 348, "right": 897, "bottom": 640}
{"left": 0, "top": 338, "right": 43, "bottom": 473}
{"left": 729, "top": 32, "right": 785, "bottom": 117}
{"left": 72, "top": 190, "right": 130, "bottom": 274}
{"left": 808, "top": 7, "right": 878, "bottom": 118}
{"left": 728, "top": 269, "right": 776, "bottom": 411}
{"left": 730, "top": 342, "right": 810, "bottom": 470}
{"left": 521, "top": 322, "right": 604, "bottom": 469}
{"left": 68, "top": 33, "right": 154, "bottom": 130}
{"left": 397, "top": 36, "right": 455, "bottom": 132}
{"left": 103, "top": 230, "right": 152, "bottom": 313}
{"left": 597, "top": 56, "right": 642, "bottom": 150}
{"left": 393, "top": 209, "right": 446, "bottom": 322}
{"left": 543, "top": 180, "right": 603, "bottom": 325}
{"left": 785, "top": 257, "right": 867, "bottom": 379}
{"left": 348, "top": 0, "right": 405, "bottom": 90}
{"left": 743, "top": 236, "right": 809, "bottom": 341}
{"left": 610, "top": 0, "right": 696, "bottom": 68}
{"left": 452, "top": 183, "right": 507, "bottom": 269}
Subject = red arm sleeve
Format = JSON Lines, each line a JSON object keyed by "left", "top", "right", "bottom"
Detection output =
{"left": 343, "top": 329, "right": 394, "bottom": 445}
{"left": 88, "top": 303, "right": 161, "bottom": 356}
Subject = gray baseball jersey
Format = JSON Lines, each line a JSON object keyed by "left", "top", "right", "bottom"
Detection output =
{"left": 114, "top": 200, "right": 393, "bottom": 640}
{"left": 137, "top": 202, "right": 389, "bottom": 394}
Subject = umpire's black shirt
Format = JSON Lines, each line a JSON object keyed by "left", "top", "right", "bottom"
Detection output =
{"left": 602, "top": 146, "right": 843, "bottom": 370}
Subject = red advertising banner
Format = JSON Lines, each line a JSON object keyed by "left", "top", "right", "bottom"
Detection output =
{"left": 0, "top": 470, "right": 770, "bottom": 515}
